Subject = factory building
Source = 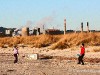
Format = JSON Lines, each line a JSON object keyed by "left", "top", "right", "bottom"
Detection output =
{"left": 33, "top": 28, "right": 40, "bottom": 35}
{"left": 0, "top": 27, "right": 14, "bottom": 37}
{"left": 45, "top": 29, "right": 63, "bottom": 35}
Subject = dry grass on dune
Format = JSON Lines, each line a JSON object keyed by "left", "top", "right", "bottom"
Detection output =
{"left": 0, "top": 35, "right": 62, "bottom": 48}
{"left": 51, "top": 32, "right": 100, "bottom": 49}
{"left": 0, "top": 32, "right": 100, "bottom": 49}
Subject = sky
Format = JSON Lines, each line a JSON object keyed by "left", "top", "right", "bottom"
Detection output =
{"left": 0, "top": 0, "right": 100, "bottom": 31}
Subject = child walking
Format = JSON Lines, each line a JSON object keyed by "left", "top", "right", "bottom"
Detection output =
{"left": 13, "top": 45, "right": 19, "bottom": 63}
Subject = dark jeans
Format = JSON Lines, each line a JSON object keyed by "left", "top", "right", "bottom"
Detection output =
{"left": 78, "top": 54, "right": 84, "bottom": 65}
{"left": 14, "top": 54, "right": 18, "bottom": 63}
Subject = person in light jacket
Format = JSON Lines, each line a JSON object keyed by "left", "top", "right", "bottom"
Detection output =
{"left": 13, "top": 45, "right": 19, "bottom": 63}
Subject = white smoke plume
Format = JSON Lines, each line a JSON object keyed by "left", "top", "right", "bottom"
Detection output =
{"left": 35, "top": 15, "right": 54, "bottom": 32}
{"left": 25, "top": 20, "right": 33, "bottom": 28}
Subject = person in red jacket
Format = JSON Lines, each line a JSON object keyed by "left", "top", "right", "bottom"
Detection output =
{"left": 77, "top": 43, "right": 85, "bottom": 65}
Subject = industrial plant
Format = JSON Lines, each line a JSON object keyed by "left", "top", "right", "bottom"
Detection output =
{"left": 0, "top": 19, "right": 100, "bottom": 37}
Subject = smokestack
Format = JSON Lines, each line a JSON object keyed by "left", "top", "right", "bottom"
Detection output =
{"left": 64, "top": 19, "right": 66, "bottom": 35}
{"left": 87, "top": 22, "right": 89, "bottom": 32}
{"left": 81, "top": 22, "right": 83, "bottom": 32}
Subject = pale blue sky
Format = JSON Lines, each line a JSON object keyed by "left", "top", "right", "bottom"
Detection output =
{"left": 0, "top": 0, "right": 100, "bottom": 30}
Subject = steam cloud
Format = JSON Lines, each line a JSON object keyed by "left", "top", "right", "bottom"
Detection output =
{"left": 36, "top": 16, "right": 54, "bottom": 32}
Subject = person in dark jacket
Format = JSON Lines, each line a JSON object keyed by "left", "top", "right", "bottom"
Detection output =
{"left": 13, "top": 45, "right": 19, "bottom": 63}
{"left": 77, "top": 43, "right": 85, "bottom": 65}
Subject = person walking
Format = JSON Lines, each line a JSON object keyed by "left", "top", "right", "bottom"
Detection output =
{"left": 77, "top": 43, "right": 85, "bottom": 65}
{"left": 13, "top": 45, "right": 19, "bottom": 63}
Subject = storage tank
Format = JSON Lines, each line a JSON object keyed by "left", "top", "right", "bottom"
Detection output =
{"left": 22, "top": 27, "right": 29, "bottom": 36}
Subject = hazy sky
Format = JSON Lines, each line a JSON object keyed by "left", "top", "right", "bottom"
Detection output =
{"left": 0, "top": 0, "right": 100, "bottom": 30}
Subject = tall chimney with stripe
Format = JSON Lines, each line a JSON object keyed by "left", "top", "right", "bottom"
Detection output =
{"left": 64, "top": 19, "right": 66, "bottom": 35}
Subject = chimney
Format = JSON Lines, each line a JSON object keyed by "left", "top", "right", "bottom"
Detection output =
{"left": 64, "top": 19, "right": 66, "bottom": 35}
{"left": 81, "top": 22, "right": 83, "bottom": 32}
{"left": 87, "top": 22, "right": 89, "bottom": 32}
